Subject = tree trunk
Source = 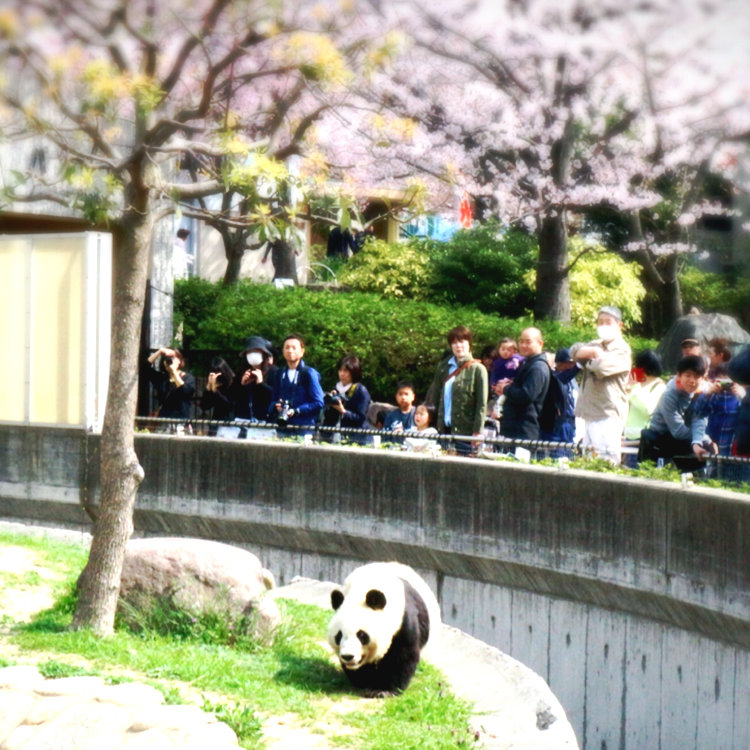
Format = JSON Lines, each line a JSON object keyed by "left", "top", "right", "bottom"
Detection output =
{"left": 641, "top": 257, "right": 683, "bottom": 336}
{"left": 270, "top": 238, "right": 298, "bottom": 283}
{"left": 222, "top": 231, "right": 246, "bottom": 285}
{"left": 630, "top": 222, "right": 684, "bottom": 336}
{"left": 533, "top": 213, "right": 571, "bottom": 322}
{"left": 72, "top": 196, "right": 153, "bottom": 635}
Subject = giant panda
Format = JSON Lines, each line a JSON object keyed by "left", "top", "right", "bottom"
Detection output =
{"left": 327, "top": 562, "right": 441, "bottom": 697}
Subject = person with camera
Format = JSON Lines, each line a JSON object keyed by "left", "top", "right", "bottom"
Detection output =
{"left": 233, "top": 336, "right": 277, "bottom": 430}
{"left": 321, "top": 355, "right": 372, "bottom": 444}
{"left": 269, "top": 334, "right": 324, "bottom": 435}
{"left": 199, "top": 356, "right": 237, "bottom": 436}
{"left": 702, "top": 362, "right": 745, "bottom": 457}
{"left": 142, "top": 347, "right": 195, "bottom": 428}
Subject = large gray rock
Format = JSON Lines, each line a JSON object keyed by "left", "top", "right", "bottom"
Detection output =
{"left": 119, "top": 537, "right": 279, "bottom": 639}
{"left": 656, "top": 312, "right": 750, "bottom": 371}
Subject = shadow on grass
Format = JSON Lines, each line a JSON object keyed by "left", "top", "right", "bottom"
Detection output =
{"left": 19, "top": 585, "right": 77, "bottom": 634}
{"left": 273, "top": 649, "right": 353, "bottom": 696}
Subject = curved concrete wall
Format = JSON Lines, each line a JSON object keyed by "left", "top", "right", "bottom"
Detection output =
{"left": 1, "top": 424, "right": 749, "bottom": 749}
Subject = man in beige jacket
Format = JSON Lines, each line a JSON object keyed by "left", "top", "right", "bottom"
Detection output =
{"left": 569, "top": 306, "right": 632, "bottom": 464}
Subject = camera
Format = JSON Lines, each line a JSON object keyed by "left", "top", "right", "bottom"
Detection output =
{"left": 720, "top": 380, "right": 733, "bottom": 391}
{"left": 162, "top": 356, "right": 173, "bottom": 367}
{"left": 324, "top": 391, "right": 343, "bottom": 407}
{"left": 276, "top": 400, "right": 293, "bottom": 427}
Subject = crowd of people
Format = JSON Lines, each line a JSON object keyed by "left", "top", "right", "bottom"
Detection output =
{"left": 141, "top": 306, "right": 750, "bottom": 479}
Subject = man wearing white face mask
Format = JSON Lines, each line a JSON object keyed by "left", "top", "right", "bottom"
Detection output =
{"left": 569, "top": 306, "right": 632, "bottom": 464}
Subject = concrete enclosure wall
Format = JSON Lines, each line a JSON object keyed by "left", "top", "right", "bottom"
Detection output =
{"left": 1, "top": 424, "right": 750, "bottom": 750}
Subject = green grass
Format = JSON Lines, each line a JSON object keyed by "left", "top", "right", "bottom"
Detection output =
{"left": 1, "top": 533, "right": 478, "bottom": 750}
{"left": 37, "top": 658, "right": 95, "bottom": 679}
{"left": 528, "top": 454, "right": 750, "bottom": 493}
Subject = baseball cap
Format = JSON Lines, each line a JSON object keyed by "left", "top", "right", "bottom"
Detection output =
{"left": 597, "top": 305, "right": 622, "bottom": 322}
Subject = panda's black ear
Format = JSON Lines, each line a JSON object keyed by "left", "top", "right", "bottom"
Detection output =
{"left": 365, "top": 589, "right": 387, "bottom": 610}
{"left": 331, "top": 589, "right": 344, "bottom": 610}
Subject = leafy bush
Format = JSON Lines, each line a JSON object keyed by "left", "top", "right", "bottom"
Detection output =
{"left": 173, "top": 277, "right": 223, "bottom": 345}
{"left": 175, "top": 280, "right": 654, "bottom": 402}
{"left": 526, "top": 238, "right": 646, "bottom": 327}
{"left": 568, "top": 244, "right": 646, "bottom": 327}
{"left": 176, "top": 281, "right": 509, "bottom": 400}
{"left": 335, "top": 237, "right": 433, "bottom": 299}
{"left": 421, "top": 223, "right": 536, "bottom": 316}
{"left": 680, "top": 265, "right": 750, "bottom": 324}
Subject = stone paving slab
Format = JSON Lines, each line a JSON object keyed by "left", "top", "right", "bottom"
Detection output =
{"left": 0, "top": 666, "right": 239, "bottom": 750}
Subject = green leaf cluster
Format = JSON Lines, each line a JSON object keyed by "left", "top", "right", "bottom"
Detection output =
{"left": 177, "top": 279, "right": 510, "bottom": 399}
{"left": 336, "top": 237, "right": 433, "bottom": 299}
{"left": 420, "top": 223, "right": 537, "bottom": 316}
{"left": 329, "top": 223, "right": 537, "bottom": 318}
{"left": 680, "top": 265, "right": 750, "bottom": 321}
{"left": 567, "top": 241, "right": 646, "bottom": 327}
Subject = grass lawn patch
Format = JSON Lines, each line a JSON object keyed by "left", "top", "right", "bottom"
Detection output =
{"left": 1, "top": 533, "right": 478, "bottom": 749}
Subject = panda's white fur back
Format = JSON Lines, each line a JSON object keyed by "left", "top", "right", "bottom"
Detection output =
{"left": 327, "top": 561, "right": 441, "bottom": 664}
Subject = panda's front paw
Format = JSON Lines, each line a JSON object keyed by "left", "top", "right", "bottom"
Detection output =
{"left": 363, "top": 688, "right": 396, "bottom": 699}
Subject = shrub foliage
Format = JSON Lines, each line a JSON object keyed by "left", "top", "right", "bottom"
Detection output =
{"left": 336, "top": 237, "right": 433, "bottom": 299}
{"left": 421, "top": 223, "right": 536, "bottom": 316}
{"left": 680, "top": 265, "right": 750, "bottom": 325}
{"left": 174, "top": 279, "right": 655, "bottom": 402}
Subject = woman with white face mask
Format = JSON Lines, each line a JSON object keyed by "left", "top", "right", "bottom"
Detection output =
{"left": 569, "top": 306, "right": 632, "bottom": 464}
{"left": 232, "top": 336, "right": 277, "bottom": 430}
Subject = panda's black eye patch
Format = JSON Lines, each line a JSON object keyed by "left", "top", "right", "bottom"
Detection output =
{"left": 357, "top": 630, "right": 370, "bottom": 645}
{"left": 335, "top": 631, "right": 342, "bottom": 645}
{"left": 365, "top": 589, "right": 387, "bottom": 610}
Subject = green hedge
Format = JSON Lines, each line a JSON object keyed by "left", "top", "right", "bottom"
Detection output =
{"left": 680, "top": 265, "right": 750, "bottom": 324}
{"left": 174, "top": 279, "right": 656, "bottom": 401}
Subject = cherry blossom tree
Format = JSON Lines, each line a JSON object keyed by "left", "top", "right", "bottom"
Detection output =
{"left": 0, "top": 0, "right": 372, "bottom": 633}
{"left": 344, "top": 0, "right": 750, "bottom": 323}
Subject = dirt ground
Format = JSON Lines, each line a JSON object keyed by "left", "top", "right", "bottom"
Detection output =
{"left": 0, "top": 546, "right": 57, "bottom": 625}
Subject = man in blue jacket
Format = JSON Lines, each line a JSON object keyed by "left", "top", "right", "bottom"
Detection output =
{"left": 269, "top": 334, "right": 324, "bottom": 434}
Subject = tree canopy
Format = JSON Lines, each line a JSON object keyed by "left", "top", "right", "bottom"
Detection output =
{"left": 0, "top": 0, "right": 379, "bottom": 634}
{"left": 315, "top": 0, "right": 750, "bottom": 323}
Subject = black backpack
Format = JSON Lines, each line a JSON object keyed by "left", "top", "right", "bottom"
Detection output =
{"left": 538, "top": 367, "right": 566, "bottom": 435}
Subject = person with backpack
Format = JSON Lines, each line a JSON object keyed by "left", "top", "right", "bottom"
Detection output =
{"left": 539, "top": 348, "right": 579, "bottom": 448}
{"left": 569, "top": 306, "right": 632, "bottom": 464}
{"left": 496, "top": 327, "right": 550, "bottom": 442}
